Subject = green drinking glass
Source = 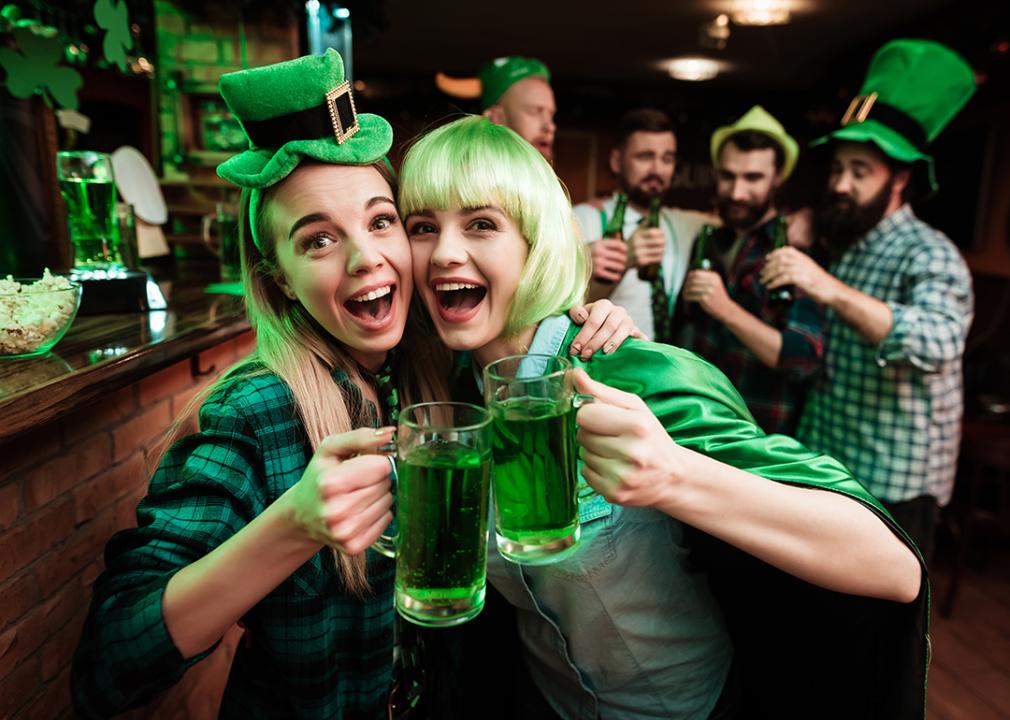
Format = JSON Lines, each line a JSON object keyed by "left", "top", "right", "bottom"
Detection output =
{"left": 56, "top": 151, "right": 124, "bottom": 269}
{"left": 374, "top": 402, "right": 492, "bottom": 627}
{"left": 483, "top": 354, "right": 594, "bottom": 566}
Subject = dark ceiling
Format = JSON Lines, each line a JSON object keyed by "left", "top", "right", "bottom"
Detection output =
{"left": 351, "top": 0, "right": 983, "bottom": 92}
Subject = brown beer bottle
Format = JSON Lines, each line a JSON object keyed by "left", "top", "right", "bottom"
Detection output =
{"left": 769, "top": 215, "right": 794, "bottom": 306}
{"left": 637, "top": 197, "right": 662, "bottom": 281}
{"left": 596, "top": 193, "right": 629, "bottom": 285}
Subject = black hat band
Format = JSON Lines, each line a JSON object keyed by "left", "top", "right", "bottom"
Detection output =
{"left": 242, "top": 81, "right": 360, "bottom": 150}
{"left": 842, "top": 92, "right": 928, "bottom": 152}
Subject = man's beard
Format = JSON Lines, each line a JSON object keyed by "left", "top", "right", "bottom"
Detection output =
{"left": 623, "top": 175, "right": 668, "bottom": 208}
{"left": 717, "top": 193, "right": 774, "bottom": 231}
{"left": 815, "top": 179, "right": 893, "bottom": 254}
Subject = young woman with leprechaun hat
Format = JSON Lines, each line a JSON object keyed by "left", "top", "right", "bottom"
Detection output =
{"left": 70, "top": 50, "right": 636, "bottom": 719}
{"left": 398, "top": 115, "right": 930, "bottom": 719}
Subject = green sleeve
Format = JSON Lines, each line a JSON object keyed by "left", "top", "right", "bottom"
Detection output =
{"left": 571, "top": 333, "right": 917, "bottom": 550}
{"left": 569, "top": 328, "right": 928, "bottom": 719}
{"left": 71, "top": 389, "right": 266, "bottom": 718}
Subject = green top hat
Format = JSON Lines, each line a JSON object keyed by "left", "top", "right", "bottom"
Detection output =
{"left": 216, "top": 49, "right": 392, "bottom": 246}
{"left": 479, "top": 56, "right": 551, "bottom": 110}
{"left": 711, "top": 105, "right": 800, "bottom": 180}
{"left": 812, "top": 39, "right": 976, "bottom": 193}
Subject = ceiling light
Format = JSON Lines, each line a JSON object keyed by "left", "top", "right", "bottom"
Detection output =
{"left": 732, "top": 0, "right": 791, "bottom": 26}
{"left": 701, "top": 14, "right": 731, "bottom": 49}
{"left": 435, "top": 72, "right": 481, "bottom": 99}
{"left": 667, "top": 57, "right": 722, "bottom": 82}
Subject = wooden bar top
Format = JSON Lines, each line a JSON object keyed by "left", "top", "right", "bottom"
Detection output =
{"left": 0, "top": 260, "right": 250, "bottom": 442}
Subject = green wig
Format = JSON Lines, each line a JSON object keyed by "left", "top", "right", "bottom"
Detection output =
{"left": 399, "top": 116, "right": 590, "bottom": 335}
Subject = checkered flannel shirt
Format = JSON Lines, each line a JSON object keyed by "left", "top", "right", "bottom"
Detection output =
{"left": 797, "top": 205, "right": 973, "bottom": 505}
{"left": 71, "top": 365, "right": 396, "bottom": 719}
{"left": 677, "top": 216, "right": 826, "bottom": 435}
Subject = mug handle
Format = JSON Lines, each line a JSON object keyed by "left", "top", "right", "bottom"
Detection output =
{"left": 371, "top": 454, "right": 398, "bottom": 558}
{"left": 573, "top": 393, "right": 597, "bottom": 500}
{"left": 201, "top": 213, "right": 220, "bottom": 257}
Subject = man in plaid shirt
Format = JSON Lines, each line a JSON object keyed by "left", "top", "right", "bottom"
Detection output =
{"left": 762, "top": 40, "right": 977, "bottom": 561}
{"left": 679, "top": 107, "right": 824, "bottom": 435}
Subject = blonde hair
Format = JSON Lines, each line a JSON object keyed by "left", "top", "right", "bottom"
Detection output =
{"left": 398, "top": 116, "right": 591, "bottom": 335}
{"left": 160, "top": 161, "right": 447, "bottom": 594}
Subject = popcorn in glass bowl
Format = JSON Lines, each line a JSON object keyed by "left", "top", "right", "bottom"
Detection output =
{"left": 0, "top": 270, "right": 83, "bottom": 358}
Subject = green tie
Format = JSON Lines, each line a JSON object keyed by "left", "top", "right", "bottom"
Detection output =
{"left": 650, "top": 272, "right": 672, "bottom": 344}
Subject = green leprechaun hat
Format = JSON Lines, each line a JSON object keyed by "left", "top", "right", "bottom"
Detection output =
{"left": 812, "top": 39, "right": 976, "bottom": 193}
{"left": 479, "top": 56, "right": 551, "bottom": 110}
{"left": 216, "top": 49, "right": 392, "bottom": 246}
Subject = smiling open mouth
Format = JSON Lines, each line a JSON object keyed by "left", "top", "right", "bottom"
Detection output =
{"left": 345, "top": 284, "right": 395, "bottom": 321}
{"left": 434, "top": 282, "right": 487, "bottom": 313}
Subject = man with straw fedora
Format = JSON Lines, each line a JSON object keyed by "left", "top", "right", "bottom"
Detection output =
{"left": 761, "top": 39, "right": 976, "bottom": 564}
{"left": 679, "top": 105, "right": 825, "bottom": 436}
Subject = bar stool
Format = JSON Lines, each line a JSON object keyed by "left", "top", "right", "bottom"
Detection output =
{"left": 940, "top": 431, "right": 1010, "bottom": 617}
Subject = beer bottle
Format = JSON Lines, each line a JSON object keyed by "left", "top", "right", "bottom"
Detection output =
{"left": 691, "top": 224, "right": 715, "bottom": 271}
{"left": 637, "top": 197, "right": 662, "bottom": 281}
{"left": 596, "top": 193, "right": 629, "bottom": 285}
{"left": 679, "top": 224, "right": 715, "bottom": 325}
{"left": 769, "top": 215, "right": 794, "bottom": 306}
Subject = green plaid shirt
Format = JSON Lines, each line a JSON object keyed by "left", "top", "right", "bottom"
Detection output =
{"left": 72, "top": 365, "right": 396, "bottom": 719}
{"left": 797, "top": 205, "right": 973, "bottom": 505}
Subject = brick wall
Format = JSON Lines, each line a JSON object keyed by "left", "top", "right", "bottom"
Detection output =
{"left": 0, "top": 330, "right": 256, "bottom": 719}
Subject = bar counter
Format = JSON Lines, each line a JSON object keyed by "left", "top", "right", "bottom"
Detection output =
{"left": 0, "top": 261, "right": 250, "bottom": 442}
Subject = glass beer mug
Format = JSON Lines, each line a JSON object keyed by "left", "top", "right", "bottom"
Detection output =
{"left": 373, "top": 402, "right": 492, "bottom": 627}
{"left": 201, "top": 202, "right": 241, "bottom": 281}
{"left": 483, "top": 354, "right": 595, "bottom": 565}
{"left": 56, "top": 151, "right": 124, "bottom": 269}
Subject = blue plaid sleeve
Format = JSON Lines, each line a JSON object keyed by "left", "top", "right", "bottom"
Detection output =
{"left": 877, "top": 242, "right": 973, "bottom": 372}
{"left": 777, "top": 291, "right": 825, "bottom": 378}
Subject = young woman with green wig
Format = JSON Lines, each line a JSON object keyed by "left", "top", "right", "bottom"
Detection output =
{"left": 398, "top": 115, "right": 930, "bottom": 720}
{"left": 70, "top": 52, "right": 636, "bottom": 720}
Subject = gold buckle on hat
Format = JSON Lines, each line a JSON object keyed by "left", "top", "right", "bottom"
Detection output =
{"left": 841, "top": 91, "right": 879, "bottom": 126}
{"left": 325, "top": 81, "right": 360, "bottom": 144}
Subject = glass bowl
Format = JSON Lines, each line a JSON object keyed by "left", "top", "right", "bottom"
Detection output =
{"left": 0, "top": 274, "right": 83, "bottom": 358}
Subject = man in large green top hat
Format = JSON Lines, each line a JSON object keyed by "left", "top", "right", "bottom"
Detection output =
{"left": 760, "top": 39, "right": 976, "bottom": 562}
{"left": 479, "top": 56, "right": 557, "bottom": 161}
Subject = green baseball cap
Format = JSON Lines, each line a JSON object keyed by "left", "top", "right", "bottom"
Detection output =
{"left": 216, "top": 49, "right": 393, "bottom": 247}
{"left": 479, "top": 56, "right": 551, "bottom": 110}
{"left": 812, "top": 39, "right": 976, "bottom": 193}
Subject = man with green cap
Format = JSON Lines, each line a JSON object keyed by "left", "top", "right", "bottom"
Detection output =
{"left": 480, "top": 55, "right": 556, "bottom": 161}
{"left": 761, "top": 39, "right": 976, "bottom": 561}
{"left": 679, "top": 105, "right": 825, "bottom": 435}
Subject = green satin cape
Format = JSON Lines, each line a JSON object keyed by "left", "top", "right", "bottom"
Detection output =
{"left": 566, "top": 325, "right": 929, "bottom": 720}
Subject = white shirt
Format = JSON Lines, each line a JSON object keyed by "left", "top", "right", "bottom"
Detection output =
{"left": 573, "top": 195, "right": 711, "bottom": 340}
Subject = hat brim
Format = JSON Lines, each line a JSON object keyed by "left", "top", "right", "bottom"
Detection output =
{"left": 216, "top": 113, "right": 392, "bottom": 189}
{"left": 710, "top": 126, "right": 799, "bottom": 181}
{"left": 810, "top": 119, "right": 936, "bottom": 192}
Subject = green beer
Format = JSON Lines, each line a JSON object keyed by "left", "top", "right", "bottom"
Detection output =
{"left": 59, "top": 177, "right": 122, "bottom": 267}
{"left": 490, "top": 397, "right": 580, "bottom": 564}
{"left": 395, "top": 440, "right": 491, "bottom": 627}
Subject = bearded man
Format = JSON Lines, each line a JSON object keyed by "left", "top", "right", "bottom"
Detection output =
{"left": 761, "top": 39, "right": 976, "bottom": 561}
{"left": 678, "top": 106, "right": 825, "bottom": 435}
{"left": 577, "top": 108, "right": 710, "bottom": 343}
